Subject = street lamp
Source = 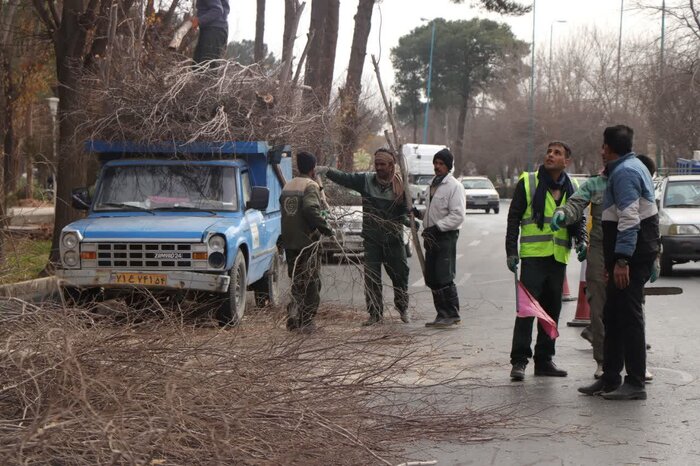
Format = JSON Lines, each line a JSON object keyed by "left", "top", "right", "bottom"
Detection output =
{"left": 527, "top": 0, "right": 537, "bottom": 171}
{"left": 548, "top": 20, "right": 567, "bottom": 99}
{"left": 656, "top": 0, "right": 666, "bottom": 170}
{"left": 421, "top": 18, "right": 437, "bottom": 144}
{"left": 46, "top": 96, "right": 59, "bottom": 202}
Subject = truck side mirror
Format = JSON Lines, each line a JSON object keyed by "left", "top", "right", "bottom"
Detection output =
{"left": 246, "top": 186, "right": 269, "bottom": 211}
{"left": 71, "top": 187, "right": 91, "bottom": 211}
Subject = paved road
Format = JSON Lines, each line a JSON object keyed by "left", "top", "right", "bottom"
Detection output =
{"left": 319, "top": 200, "right": 700, "bottom": 465}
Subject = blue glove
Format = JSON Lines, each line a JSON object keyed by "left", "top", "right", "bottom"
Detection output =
{"left": 506, "top": 255, "right": 519, "bottom": 273}
{"left": 550, "top": 211, "right": 566, "bottom": 231}
{"left": 576, "top": 243, "right": 587, "bottom": 262}
{"left": 650, "top": 257, "right": 660, "bottom": 283}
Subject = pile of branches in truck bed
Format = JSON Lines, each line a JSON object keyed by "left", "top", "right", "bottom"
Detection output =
{"left": 78, "top": 58, "right": 330, "bottom": 149}
{"left": 0, "top": 300, "right": 509, "bottom": 465}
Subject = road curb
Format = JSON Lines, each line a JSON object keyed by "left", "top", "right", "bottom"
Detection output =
{"left": 0, "top": 276, "right": 58, "bottom": 302}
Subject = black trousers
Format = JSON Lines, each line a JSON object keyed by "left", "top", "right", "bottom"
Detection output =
{"left": 364, "top": 239, "right": 409, "bottom": 319}
{"left": 424, "top": 229, "right": 460, "bottom": 319}
{"left": 285, "top": 248, "right": 321, "bottom": 327}
{"left": 193, "top": 27, "right": 228, "bottom": 64}
{"left": 602, "top": 260, "right": 652, "bottom": 388}
{"left": 510, "top": 256, "right": 566, "bottom": 365}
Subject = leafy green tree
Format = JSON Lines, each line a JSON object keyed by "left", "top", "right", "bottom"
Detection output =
{"left": 450, "top": 0, "right": 530, "bottom": 15}
{"left": 391, "top": 18, "right": 528, "bottom": 166}
{"left": 225, "top": 39, "right": 278, "bottom": 68}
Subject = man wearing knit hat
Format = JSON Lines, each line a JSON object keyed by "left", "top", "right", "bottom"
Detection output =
{"left": 414, "top": 148, "right": 466, "bottom": 327}
{"left": 280, "top": 151, "right": 334, "bottom": 333}
{"left": 317, "top": 148, "right": 410, "bottom": 326}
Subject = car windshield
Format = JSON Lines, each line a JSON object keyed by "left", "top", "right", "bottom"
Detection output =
{"left": 414, "top": 175, "right": 434, "bottom": 185}
{"left": 323, "top": 182, "right": 362, "bottom": 206}
{"left": 462, "top": 179, "right": 494, "bottom": 190}
{"left": 94, "top": 164, "right": 238, "bottom": 212}
{"left": 664, "top": 180, "right": 700, "bottom": 208}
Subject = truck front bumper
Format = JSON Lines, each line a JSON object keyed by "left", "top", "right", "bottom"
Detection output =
{"left": 57, "top": 269, "right": 231, "bottom": 293}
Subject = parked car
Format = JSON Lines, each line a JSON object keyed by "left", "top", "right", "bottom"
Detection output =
{"left": 460, "top": 176, "right": 500, "bottom": 213}
{"left": 409, "top": 174, "right": 434, "bottom": 204}
{"left": 655, "top": 174, "right": 700, "bottom": 276}
{"left": 320, "top": 182, "right": 413, "bottom": 261}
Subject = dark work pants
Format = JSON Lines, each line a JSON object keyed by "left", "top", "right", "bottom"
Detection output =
{"left": 602, "top": 260, "right": 652, "bottom": 388}
{"left": 510, "top": 256, "right": 566, "bottom": 365}
{"left": 424, "top": 230, "right": 460, "bottom": 319}
{"left": 286, "top": 248, "right": 321, "bottom": 327}
{"left": 193, "top": 27, "right": 228, "bottom": 64}
{"left": 364, "top": 239, "right": 409, "bottom": 319}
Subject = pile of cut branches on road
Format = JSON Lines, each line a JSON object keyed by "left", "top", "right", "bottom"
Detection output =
{"left": 77, "top": 55, "right": 331, "bottom": 150}
{"left": 0, "top": 299, "right": 509, "bottom": 465}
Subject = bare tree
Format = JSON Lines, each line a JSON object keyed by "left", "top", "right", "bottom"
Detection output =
{"left": 280, "top": 0, "right": 305, "bottom": 83}
{"left": 338, "top": 0, "right": 375, "bottom": 171}
{"left": 303, "top": 0, "right": 339, "bottom": 108}
{"left": 254, "top": 0, "right": 265, "bottom": 63}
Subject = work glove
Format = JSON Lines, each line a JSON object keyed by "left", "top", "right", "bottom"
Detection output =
{"left": 506, "top": 255, "right": 519, "bottom": 273}
{"left": 550, "top": 210, "right": 566, "bottom": 231}
{"left": 576, "top": 243, "right": 588, "bottom": 262}
{"left": 421, "top": 225, "right": 438, "bottom": 239}
{"left": 650, "top": 257, "right": 660, "bottom": 283}
{"left": 315, "top": 165, "right": 330, "bottom": 176}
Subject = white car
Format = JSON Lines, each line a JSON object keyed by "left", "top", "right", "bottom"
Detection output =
{"left": 460, "top": 176, "right": 500, "bottom": 214}
{"left": 655, "top": 174, "right": 700, "bottom": 276}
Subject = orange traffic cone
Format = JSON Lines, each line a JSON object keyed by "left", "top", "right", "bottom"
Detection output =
{"left": 562, "top": 275, "right": 576, "bottom": 302}
{"left": 567, "top": 260, "right": 590, "bottom": 327}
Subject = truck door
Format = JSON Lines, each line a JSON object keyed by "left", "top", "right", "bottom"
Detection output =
{"left": 241, "top": 171, "right": 266, "bottom": 282}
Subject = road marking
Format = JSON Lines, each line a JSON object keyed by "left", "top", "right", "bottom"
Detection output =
{"left": 411, "top": 278, "right": 425, "bottom": 287}
{"left": 474, "top": 278, "right": 512, "bottom": 285}
{"left": 468, "top": 240, "right": 481, "bottom": 247}
{"left": 456, "top": 254, "right": 463, "bottom": 260}
{"left": 481, "top": 230, "right": 489, "bottom": 235}
{"left": 457, "top": 273, "right": 472, "bottom": 285}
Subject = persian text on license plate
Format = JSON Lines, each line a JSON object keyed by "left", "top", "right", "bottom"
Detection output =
{"left": 112, "top": 273, "right": 167, "bottom": 286}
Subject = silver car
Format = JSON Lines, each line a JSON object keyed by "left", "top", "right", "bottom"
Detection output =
{"left": 655, "top": 174, "right": 700, "bottom": 276}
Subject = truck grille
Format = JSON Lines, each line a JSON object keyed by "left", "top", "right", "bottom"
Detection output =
{"left": 81, "top": 242, "right": 209, "bottom": 270}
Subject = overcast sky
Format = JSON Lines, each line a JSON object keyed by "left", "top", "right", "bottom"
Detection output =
{"left": 224, "top": 0, "right": 669, "bottom": 93}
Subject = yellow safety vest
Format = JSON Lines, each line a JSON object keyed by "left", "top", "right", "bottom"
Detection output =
{"left": 519, "top": 172, "right": 578, "bottom": 264}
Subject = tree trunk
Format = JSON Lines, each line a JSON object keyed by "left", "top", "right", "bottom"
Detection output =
{"left": 254, "top": 0, "right": 265, "bottom": 63}
{"left": 338, "top": 0, "right": 375, "bottom": 171}
{"left": 316, "top": 0, "right": 339, "bottom": 107}
{"left": 281, "top": 0, "right": 304, "bottom": 83}
{"left": 303, "top": 0, "right": 328, "bottom": 105}
{"left": 454, "top": 91, "right": 470, "bottom": 171}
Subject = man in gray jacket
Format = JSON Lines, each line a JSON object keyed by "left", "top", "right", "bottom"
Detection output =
{"left": 418, "top": 149, "right": 466, "bottom": 327}
{"left": 192, "top": 0, "right": 230, "bottom": 64}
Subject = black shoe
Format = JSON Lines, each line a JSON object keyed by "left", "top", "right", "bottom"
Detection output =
{"left": 362, "top": 315, "right": 383, "bottom": 327}
{"left": 432, "top": 317, "right": 460, "bottom": 328}
{"left": 286, "top": 317, "right": 299, "bottom": 331}
{"left": 601, "top": 382, "right": 647, "bottom": 400}
{"left": 398, "top": 309, "right": 410, "bottom": 323}
{"left": 510, "top": 362, "right": 526, "bottom": 381}
{"left": 534, "top": 361, "right": 568, "bottom": 377}
{"left": 578, "top": 378, "right": 619, "bottom": 396}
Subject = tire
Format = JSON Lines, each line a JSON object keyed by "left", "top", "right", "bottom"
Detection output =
{"left": 217, "top": 250, "right": 247, "bottom": 327}
{"left": 659, "top": 252, "right": 673, "bottom": 277}
{"left": 253, "top": 250, "right": 282, "bottom": 307}
{"left": 484, "top": 208, "right": 490, "bottom": 214}
{"left": 494, "top": 207, "right": 500, "bottom": 214}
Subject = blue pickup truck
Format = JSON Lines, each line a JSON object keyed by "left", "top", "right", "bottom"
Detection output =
{"left": 56, "top": 141, "right": 292, "bottom": 325}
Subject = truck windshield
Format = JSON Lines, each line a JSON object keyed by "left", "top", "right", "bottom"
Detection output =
{"left": 94, "top": 164, "right": 238, "bottom": 212}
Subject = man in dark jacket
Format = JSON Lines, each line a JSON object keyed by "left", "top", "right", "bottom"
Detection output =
{"left": 578, "top": 125, "right": 659, "bottom": 400}
{"left": 280, "top": 152, "right": 333, "bottom": 333}
{"left": 318, "top": 148, "right": 410, "bottom": 326}
{"left": 192, "top": 0, "right": 230, "bottom": 64}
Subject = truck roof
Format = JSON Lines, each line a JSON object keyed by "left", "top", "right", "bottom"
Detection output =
{"left": 86, "top": 140, "right": 271, "bottom": 156}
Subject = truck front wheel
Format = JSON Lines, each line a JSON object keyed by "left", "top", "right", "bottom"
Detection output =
{"left": 253, "top": 250, "right": 282, "bottom": 307}
{"left": 217, "top": 250, "right": 247, "bottom": 326}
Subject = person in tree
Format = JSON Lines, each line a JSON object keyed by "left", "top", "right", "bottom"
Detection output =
{"left": 317, "top": 149, "right": 410, "bottom": 326}
{"left": 192, "top": 0, "right": 230, "bottom": 64}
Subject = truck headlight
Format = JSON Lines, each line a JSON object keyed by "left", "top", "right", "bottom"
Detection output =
{"left": 208, "top": 234, "right": 226, "bottom": 252}
{"left": 62, "top": 232, "right": 79, "bottom": 249}
{"left": 668, "top": 224, "right": 700, "bottom": 235}
{"left": 63, "top": 251, "right": 79, "bottom": 267}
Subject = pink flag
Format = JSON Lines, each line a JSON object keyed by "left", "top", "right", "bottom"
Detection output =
{"left": 516, "top": 282, "right": 559, "bottom": 340}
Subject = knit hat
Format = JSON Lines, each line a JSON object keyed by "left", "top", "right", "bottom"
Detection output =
{"left": 296, "top": 151, "right": 316, "bottom": 174}
{"left": 433, "top": 148, "right": 454, "bottom": 171}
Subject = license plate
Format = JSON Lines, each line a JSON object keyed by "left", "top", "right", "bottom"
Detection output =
{"left": 112, "top": 272, "right": 167, "bottom": 286}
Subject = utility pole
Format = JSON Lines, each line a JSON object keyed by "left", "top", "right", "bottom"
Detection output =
{"left": 615, "top": 0, "right": 624, "bottom": 112}
{"left": 422, "top": 20, "right": 436, "bottom": 144}
{"left": 656, "top": 0, "right": 666, "bottom": 171}
{"left": 527, "top": 0, "right": 536, "bottom": 171}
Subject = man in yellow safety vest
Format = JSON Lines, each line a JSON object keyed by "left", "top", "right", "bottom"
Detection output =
{"left": 505, "top": 141, "right": 586, "bottom": 381}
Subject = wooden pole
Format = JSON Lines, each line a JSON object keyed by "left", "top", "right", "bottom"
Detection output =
{"left": 371, "top": 55, "right": 426, "bottom": 275}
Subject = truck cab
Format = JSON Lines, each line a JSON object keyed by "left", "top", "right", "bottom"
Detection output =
{"left": 401, "top": 144, "right": 447, "bottom": 204}
{"left": 56, "top": 141, "right": 292, "bottom": 326}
